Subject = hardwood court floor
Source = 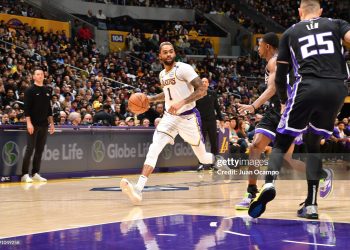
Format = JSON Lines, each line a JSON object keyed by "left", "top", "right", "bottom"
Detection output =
{"left": 1, "top": 170, "right": 350, "bottom": 239}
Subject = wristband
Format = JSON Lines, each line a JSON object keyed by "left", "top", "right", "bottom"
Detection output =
{"left": 251, "top": 104, "right": 256, "bottom": 112}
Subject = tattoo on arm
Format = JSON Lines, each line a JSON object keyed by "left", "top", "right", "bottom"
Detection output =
{"left": 183, "top": 77, "right": 206, "bottom": 104}
{"left": 148, "top": 92, "right": 165, "bottom": 103}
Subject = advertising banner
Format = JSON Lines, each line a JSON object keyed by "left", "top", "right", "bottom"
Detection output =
{"left": 0, "top": 14, "right": 70, "bottom": 37}
{"left": 0, "top": 128, "right": 197, "bottom": 176}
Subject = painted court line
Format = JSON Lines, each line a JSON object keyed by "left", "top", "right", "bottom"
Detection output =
{"left": 209, "top": 222, "right": 218, "bottom": 227}
{"left": 224, "top": 230, "right": 250, "bottom": 237}
{"left": 157, "top": 234, "right": 177, "bottom": 237}
{"left": 283, "top": 240, "right": 335, "bottom": 247}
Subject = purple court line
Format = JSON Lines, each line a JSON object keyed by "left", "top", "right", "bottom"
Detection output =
{"left": 283, "top": 240, "right": 335, "bottom": 247}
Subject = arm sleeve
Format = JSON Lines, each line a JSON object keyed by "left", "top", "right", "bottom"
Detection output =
{"left": 276, "top": 31, "right": 291, "bottom": 63}
{"left": 23, "top": 87, "right": 32, "bottom": 117}
{"left": 276, "top": 31, "right": 292, "bottom": 104}
{"left": 334, "top": 19, "right": 350, "bottom": 39}
{"left": 275, "top": 63, "right": 290, "bottom": 105}
{"left": 176, "top": 63, "right": 198, "bottom": 83}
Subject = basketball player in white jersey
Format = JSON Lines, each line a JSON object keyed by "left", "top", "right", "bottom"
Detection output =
{"left": 120, "top": 42, "right": 227, "bottom": 203}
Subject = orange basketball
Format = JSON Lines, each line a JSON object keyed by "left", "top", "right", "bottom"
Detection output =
{"left": 128, "top": 93, "right": 150, "bottom": 114}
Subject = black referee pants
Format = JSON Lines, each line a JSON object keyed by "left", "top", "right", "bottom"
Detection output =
{"left": 201, "top": 119, "right": 218, "bottom": 155}
{"left": 22, "top": 126, "right": 48, "bottom": 176}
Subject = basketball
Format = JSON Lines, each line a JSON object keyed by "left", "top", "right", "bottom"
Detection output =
{"left": 128, "top": 93, "right": 150, "bottom": 114}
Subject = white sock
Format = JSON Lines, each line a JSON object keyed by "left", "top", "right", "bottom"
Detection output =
{"left": 264, "top": 183, "right": 275, "bottom": 188}
{"left": 136, "top": 175, "right": 148, "bottom": 191}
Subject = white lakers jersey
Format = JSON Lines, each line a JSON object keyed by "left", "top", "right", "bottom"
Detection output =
{"left": 159, "top": 62, "right": 198, "bottom": 114}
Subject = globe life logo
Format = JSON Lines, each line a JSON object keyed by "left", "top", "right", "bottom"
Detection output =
{"left": 92, "top": 140, "right": 105, "bottom": 163}
{"left": 2, "top": 141, "right": 19, "bottom": 167}
{"left": 22, "top": 144, "right": 84, "bottom": 161}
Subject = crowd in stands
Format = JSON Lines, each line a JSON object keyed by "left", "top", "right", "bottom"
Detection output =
{"left": 0, "top": 0, "right": 43, "bottom": 18}
{"left": 84, "top": 0, "right": 193, "bottom": 8}
{"left": 125, "top": 22, "right": 216, "bottom": 55}
{"left": 245, "top": 0, "right": 349, "bottom": 28}
{"left": 83, "top": 0, "right": 267, "bottom": 34}
{"left": 84, "top": 0, "right": 349, "bottom": 34}
{"left": 0, "top": 15, "right": 273, "bottom": 133}
{"left": 194, "top": 1, "right": 267, "bottom": 33}
{"left": 0, "top": 0, "right": 350, "bottom": 157}
{"left": 82, "top": 1, "right": 266, "bottom": 34}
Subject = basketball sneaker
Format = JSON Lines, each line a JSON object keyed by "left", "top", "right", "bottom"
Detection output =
{"left": 248, "top": 183, "right": 276, "bottom": 218}
{"left": 319, "top": 168, "right": 334, "bottom": 199}
{"left": 21, "top": 174, "right": 33, "bottom": 183}
{"left": 120, "top": 178, "right": 142, "bottom": 204}
{"left": 297, "top": 202, "right": 318, "bottom": 219}
{"left": 213, "top": 155, "right": 230, "bottom": 171}
{"left": 32, "top": 173, "right": 47, "bottom": 182}
{"left": 235, "top": 193, "right": 253, "bottom": 210}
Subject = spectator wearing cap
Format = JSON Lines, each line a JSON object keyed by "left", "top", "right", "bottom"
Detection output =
{"left": 93, "top": 104, "right": 114, "bottom": 126}
{"left": 125, "top": 116, "right": 135, "bottom": 127}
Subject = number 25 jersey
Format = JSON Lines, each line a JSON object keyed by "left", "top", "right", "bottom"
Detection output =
{"left": 277, "top": 17, "right": 350, "bottom": 80}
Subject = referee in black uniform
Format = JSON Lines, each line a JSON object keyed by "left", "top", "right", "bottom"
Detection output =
{"left": 249, "top": 0, "right": 350, "bottom": 219}
{"left": 196, "top": 77, "right": 223, "bottom": 170}
{"left": 21, "top": 68, "right": 55, "bottom": 183}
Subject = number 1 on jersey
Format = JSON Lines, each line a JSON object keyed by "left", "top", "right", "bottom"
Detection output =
{"left": 167, "top": 88, "right": 173, "bottom": 100}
